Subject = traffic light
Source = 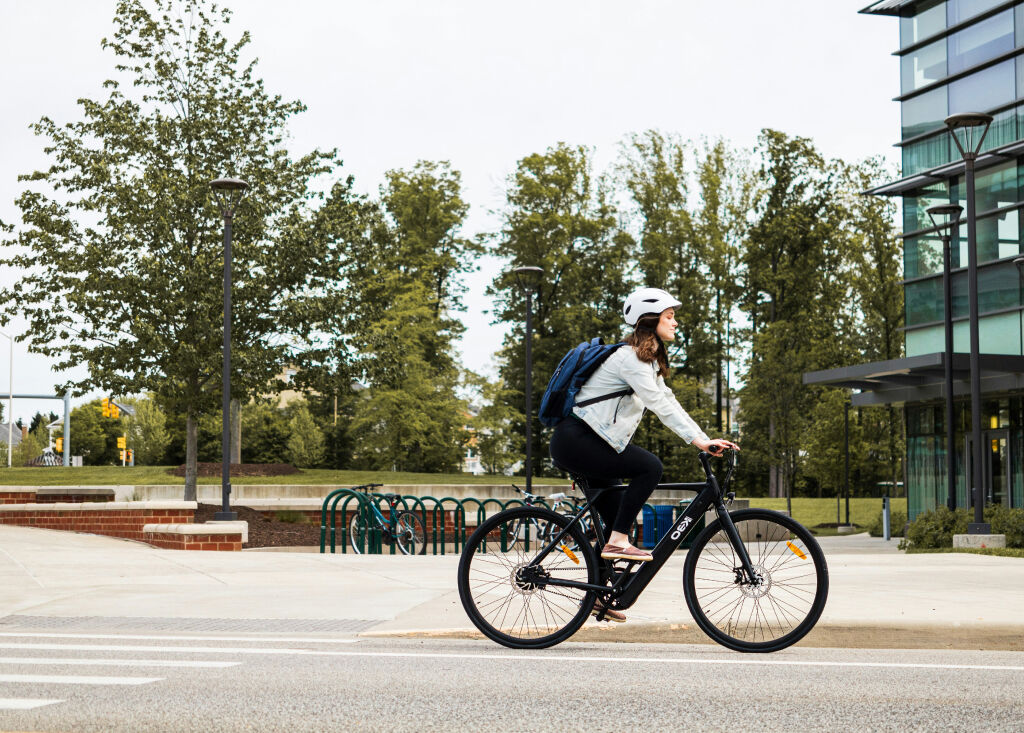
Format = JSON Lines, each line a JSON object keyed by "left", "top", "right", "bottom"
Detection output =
{"left": 119, "top": 450, "right": 126, "bottom": 461}
{"left": 101, "top": 398, "right": 110, "bottom": 418}
{"left": 110, "top": 403, "right": 120, "bottom": 419}
{"left": 127, "top": 449, "right": 134, "bottom": 464}
{"left": 116, "top": 436, "right": 126, "bottom": 450}
{"left": 55, "top": 437, "right": 63, "bottom": 453}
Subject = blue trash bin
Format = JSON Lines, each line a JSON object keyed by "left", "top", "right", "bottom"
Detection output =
{"left": 641, "top": 505, "right": 676, "bottom": 548}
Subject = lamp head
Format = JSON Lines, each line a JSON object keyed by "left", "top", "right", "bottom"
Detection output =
{"left": 210, "top": 177, "right": 249, "bottom": 218}
{"left": 1014, "top": 255, "right": 1024, "bottom": 277}
{"left": 511, "top": 266, "right": 544, "bottom": 292}
{"left": 944, "top": 112, "right": 994, "bottom": 158}
{"left": 926, "top": 203, "right": 964, "bottom": 234}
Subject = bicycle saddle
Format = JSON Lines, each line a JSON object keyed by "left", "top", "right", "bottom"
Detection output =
{"left": 383, "top": 492, "right": 402, "bottom": 502}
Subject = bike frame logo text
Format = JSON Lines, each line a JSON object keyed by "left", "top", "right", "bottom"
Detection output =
{"left": 670, "top": 515, "right": 693, "bottom": 541}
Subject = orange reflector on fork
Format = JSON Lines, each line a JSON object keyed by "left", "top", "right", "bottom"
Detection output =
{"left": 786, "top": 541, "right": 807, "bottom": 559}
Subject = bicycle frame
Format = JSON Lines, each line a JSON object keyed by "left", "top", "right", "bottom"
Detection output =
{"left": 521, "top": 451, "right": 757, "bottom": 611}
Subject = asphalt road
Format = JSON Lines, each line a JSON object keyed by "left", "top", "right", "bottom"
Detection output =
{"left": 0, "top": 630, "right": 1022, "bottom": 732}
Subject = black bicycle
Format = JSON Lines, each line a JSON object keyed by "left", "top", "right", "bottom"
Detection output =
{"left": 508, "top": 485, "right": 640, "bottom": 551}
{"left": 457, "top": 450, "right": 828, "bottom": 652}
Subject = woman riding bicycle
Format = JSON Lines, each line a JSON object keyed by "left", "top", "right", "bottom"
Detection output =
{"left": 549, "top": 287, "right": 738, "bottom": 619}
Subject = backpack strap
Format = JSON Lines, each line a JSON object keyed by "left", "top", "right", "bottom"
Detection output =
{"left": 575, "top": 387, "right": 634, "bottom": 408}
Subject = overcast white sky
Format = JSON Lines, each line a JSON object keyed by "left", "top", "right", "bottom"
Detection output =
{"left": 0, "top": 0, "right": 901, "bottom": 424}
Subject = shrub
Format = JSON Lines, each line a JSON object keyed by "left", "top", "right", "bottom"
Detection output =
{"left": 868, "top": 508, "right": 907, "bottom": 538}
{"left": 900, "top": 505, "right": 1024, "bottom": 549}
{"left": 901, "top": 506, "right": 970, "bottom": 549}
{"left": 987, "top": 505, "right": 1024, "bottom": 548}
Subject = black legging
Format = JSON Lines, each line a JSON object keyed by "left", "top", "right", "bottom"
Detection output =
{"left": 549, "top": 416, "right": 663, "bottom": 537}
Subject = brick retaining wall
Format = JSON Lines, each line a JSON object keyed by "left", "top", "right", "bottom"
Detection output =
{"left": 0, "top": 501, "right": 196, "bottom": 543}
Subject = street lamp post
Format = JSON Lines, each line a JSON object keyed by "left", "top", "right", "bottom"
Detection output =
{"left": 927, "top": 204, "right": 964, "bottom": 512}
{"left": 0, "top": 331, "right": 11, "bottom": 467}
{"left": 210, "top": 177, "right": 249, "bottom": 522}
{"left": 511, "top": 266, "right": 544, "bottom": 494}
{"left": 944, "top": 112, "right": 993, "bottom": 534}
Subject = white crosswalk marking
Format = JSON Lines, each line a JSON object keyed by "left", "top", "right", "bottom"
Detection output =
{"left": 0, "top": 657, "right": 239, "bottom": 669}
{"left": 0, "top": 632, "right": 359, "bottom": 644}
{"left": 0, "top": 697, "right": 63, "bottom": 710}
{"left": 0, "top": 673, "right": 161, "bottom": 685}
{"left": 0, "top": 642, "right": 308, "bottom": 655}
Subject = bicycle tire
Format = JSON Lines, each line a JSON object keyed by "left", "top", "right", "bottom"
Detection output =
{"left": 458, "top": 506, "right": 599, "bottom": 649}
{"left": 683, "top": 508, "right": 828, "bottom": 653}
{"left": 348, "top": 511, "right": 372, "bottom": 554}
{"left": 395, "top": 511, "right": 427, "bottom": 555}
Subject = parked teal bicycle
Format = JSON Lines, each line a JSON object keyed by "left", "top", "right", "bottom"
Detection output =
{"left": 348, "top": 486, "right": 427, "bottom": 555}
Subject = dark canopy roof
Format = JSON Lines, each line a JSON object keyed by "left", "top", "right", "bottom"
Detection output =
{"left": 859, "top": 0, "right": 921, "bottom": 15}
{"left": 803, "top": 352, "right": 1024, "bottom": 405}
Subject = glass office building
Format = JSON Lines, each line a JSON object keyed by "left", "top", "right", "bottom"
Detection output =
{"left": 806, "top": 0, "right": 1024, "bottom": 518}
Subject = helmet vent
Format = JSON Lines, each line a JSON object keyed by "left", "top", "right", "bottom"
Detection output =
{"left": 642, "top": 298, "right": 659, "bottom": 303}
{"left": 624, "top": 305, "right": 631, "bottom": 314}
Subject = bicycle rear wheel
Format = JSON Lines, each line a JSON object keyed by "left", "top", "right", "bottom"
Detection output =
{"left": 683, "top": 509, "right": 828, "bottom": 653}
{"left": 458, "top": 506, "right": 598, "bottom": 649}
{"left": 395, "top": 511, "right": 426, "bottom": 555}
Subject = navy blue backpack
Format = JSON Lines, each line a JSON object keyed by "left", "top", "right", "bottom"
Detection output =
{"left": 538, "top": 338, "right": 634, "bottom": 427}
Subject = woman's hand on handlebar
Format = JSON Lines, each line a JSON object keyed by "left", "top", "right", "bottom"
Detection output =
{"left": 694, "top": 437, "right": 740, "bottom": 456}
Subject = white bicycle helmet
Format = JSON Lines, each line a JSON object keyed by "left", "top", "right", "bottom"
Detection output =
{"left": 622, "top": 287, "right": 682, "bottom": 326}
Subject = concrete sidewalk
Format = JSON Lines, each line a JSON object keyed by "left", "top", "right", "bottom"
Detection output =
{"left": 0, "top": 524, "right": 1021, "bottom": 649}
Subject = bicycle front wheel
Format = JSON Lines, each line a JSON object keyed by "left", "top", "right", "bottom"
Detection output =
{"left": 348, "top": 512, "right": 371, "bottom": 554}
{"left": 458, "top": 506, "right": 598, "bottom": 649}
{"left": 395, "top": 511, "right": 427, "bottom": 555}
{"left": 683, "top": 509, "right": 828, "bottom": 653}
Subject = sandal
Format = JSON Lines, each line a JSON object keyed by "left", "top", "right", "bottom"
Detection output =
{"left": 600, "top": 543, "right": 654, "bottom": 562}
{"left": 591, "top": 601, "right": 626, "bottom": 623}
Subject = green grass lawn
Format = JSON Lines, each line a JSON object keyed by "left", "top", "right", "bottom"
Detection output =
{"left": 743, "top": 496, "right": 902, "bottom": 535}
{"left": 0, "top": 465, "right": 569, "bottom": 486}
{"left": 904, "top": 547, "right": 1024, "bottom": 558}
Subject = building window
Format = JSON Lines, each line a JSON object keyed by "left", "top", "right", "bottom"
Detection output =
{"left": 901, "top": 0, "right": 946, "bottom": 49}
{"left": 903, "top": 134, "right": 952, "bottom": 176}
{"left": 947, "top": 8, "right": 1014, "bottom": 76}
{"left": 904, "top": 182, "right": 951, "bottom": 234}
{"left": 902, "top": 39, "right": 947, "bottom": 93}
{"left": 905, "top": 233, "right": 946, "bottom": 279}
{"left": 950, "top": 159, "right": 1021, "bottom": 213}
{"left": 947, "top": 0, "right": 1005, "bottom": 26}
{"left": 902, "top": 86, "right": 948, "bottom": 138}
{"left": 949, "top": 58, "right": 1016, "bottom": 113}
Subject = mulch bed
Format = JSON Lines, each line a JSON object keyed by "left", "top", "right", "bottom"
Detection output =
{"left": 195, "top": 503, "right": 321, "bottom": 548}
{"left": 170, "top": 463, "right": 300, "bottom": 477}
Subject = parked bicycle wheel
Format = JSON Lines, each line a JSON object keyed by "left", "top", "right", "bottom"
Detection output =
{"left": 348, "top": 512, "right": 374, "bottom": 554}
{"left": 458, "top": 506, "right": 598, "bottom": 649}
{"left": 395, "top": 511, "right": 427, "bottom": 555}
{"left": 506, "top": 515, "right": 557, "bottom": 550}
{"left": 683, "top": 509, "right": 828, "bottom": 653}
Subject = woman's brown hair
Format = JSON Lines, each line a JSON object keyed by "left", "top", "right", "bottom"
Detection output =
{"left": 625, "top": 313, "right": 670, "bottom": 379}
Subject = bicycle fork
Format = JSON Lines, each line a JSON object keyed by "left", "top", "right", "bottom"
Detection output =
{"left": 713, "top": 499, "right": 761, "bottom": 586}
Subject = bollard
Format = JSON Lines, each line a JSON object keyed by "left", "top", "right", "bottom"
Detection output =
{"left": 882, "top": 495, "right": 891, "bottom": 542}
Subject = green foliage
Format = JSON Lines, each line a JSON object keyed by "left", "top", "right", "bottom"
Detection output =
{"left": 901, "top": 505, "right": 1024, "bottom": 549}
{"left": 988, "top": 505, "right": 1024, "bottom": 548}
{"left": 0, "top": 0, "right": 351, "bottom": 498}
{"left": 68, "top": 400, "right": 124, "bottom": 465}
{"left": 489, "top": 142, "right": 630, "bottom": 477}
{"left": 901, "top": 506, "right": 971, "bottom": 549}
{"left": 286, "top": 403, "right": 326, "bottom": 468}
{"left": 121, "top": 395, "right": 170, "bottom": 465}
{"left": 466, "top": 372, "right": 524, "bottom": 475}
{"left": 868, "top": 507, "right": 907, "bottom": 537}
{"left": 239, "top": 402, "right": 290, "bottom": 464}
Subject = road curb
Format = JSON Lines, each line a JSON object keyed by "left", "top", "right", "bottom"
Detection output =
{"left": 360, "top": 621, "right": 1024, "bottom": 651}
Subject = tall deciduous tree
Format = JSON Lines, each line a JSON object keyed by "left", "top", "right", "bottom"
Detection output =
{"left": 489, "top": 143, "right": 630, "bottom": 477}
{"left": 739, "top": 130, "right": 856, "bottom": 510}
{"left": 0, "top": 1, "right": 348, "bottom": 498}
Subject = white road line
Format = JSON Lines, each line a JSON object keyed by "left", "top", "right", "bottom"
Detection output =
{"left": 0, "top": 632, "right": 360, "bottom": 644}
{"left": 0, "top": 698, "right": 63, "bottom": 710}
{"left": 291, "top": 650, "right": 1024, "bottom": 673}
{"left": 0, "top": 657, "right": 240, "bottom": 669}
{"left": 0, "top": 643, "right": 311, "bottom": 655}
{"left": 0, "top": 642, "right": 1021, "bottom": 672}
{"left": 0, "top": 673, "right": 161, "bottom": 685}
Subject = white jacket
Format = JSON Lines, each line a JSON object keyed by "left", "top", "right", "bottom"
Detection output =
{"left": 572, "top": 345, "right": 710, "bottom": 453}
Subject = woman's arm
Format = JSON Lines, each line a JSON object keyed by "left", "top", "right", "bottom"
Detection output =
{"left": 619, "top": 355, "right": 710, "bottom": 445}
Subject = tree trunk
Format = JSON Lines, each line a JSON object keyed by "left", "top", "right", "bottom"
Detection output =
{"left": 230, "top": 398, "right": 241, "bottom": 464}
{"left": 769, "top": 412, "right": 779, "bottom": 498}
{"left": 184, "top": 410, "right": 197, "bottom": 502}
